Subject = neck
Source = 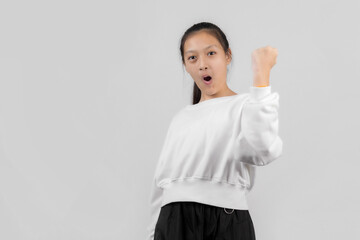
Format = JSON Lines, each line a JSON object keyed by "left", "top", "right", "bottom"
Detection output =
{"left": 199, "top": 86, "right": 237, "bottom": 102}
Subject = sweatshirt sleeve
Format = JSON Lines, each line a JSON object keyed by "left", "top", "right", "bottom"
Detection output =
{"left": 145, "top": 116, "right": 176, "bottom": 240}
{"left": 145, "top": 175, "right": 163, "bottom": 240}
{"left": 237, "top": 85, "right": 283, "bottom": 166}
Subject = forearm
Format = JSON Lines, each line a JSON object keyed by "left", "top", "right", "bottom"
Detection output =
{"left": 238, "top": 86, "right": 283, "bottom": 166}
{"left": 252, "top": 69, "right": 270, "bottom": 87}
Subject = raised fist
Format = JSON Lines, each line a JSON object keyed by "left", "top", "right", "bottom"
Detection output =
{"left": 251, "top": 46, "right": 278, "bottom": 73}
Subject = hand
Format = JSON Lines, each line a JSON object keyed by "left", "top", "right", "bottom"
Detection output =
{"left": 251, "top": 45, "right": 278, "bottom": 72}
{"left": 251, "top": 46, "right": 278, "bottom": 87}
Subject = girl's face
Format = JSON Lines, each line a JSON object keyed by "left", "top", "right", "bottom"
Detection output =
{"left": 183, "top": 30, "right": 232, "bottom": 100}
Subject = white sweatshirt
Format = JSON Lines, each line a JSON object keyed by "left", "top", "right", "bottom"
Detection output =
{"left": 146, "top": 85, "right": 283, "bottom": 240}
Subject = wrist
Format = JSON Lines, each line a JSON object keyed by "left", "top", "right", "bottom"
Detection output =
{"left": 252, "top": 70, "right": 270, "bottom": 87}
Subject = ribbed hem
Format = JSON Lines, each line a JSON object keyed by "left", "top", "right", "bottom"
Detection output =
{"left": 249, "top": 85, "right": 271, "bottom": 102}
{"left": 161, "top": 179, "right": 249, "bottom": 210}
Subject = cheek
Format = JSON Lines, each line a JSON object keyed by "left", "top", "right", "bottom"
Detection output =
{"left": 213, "top": 58, "right": 227, "bottom": 69}
{"left": 188, "top": 70, "right": 196, "bottom": 78}
{"left": 186, "top": 70, "right": 198, "bottom": 81}
{"left": 214, "top": 63, "right": 227, "bottom": 75}
{"left": 188, "top": 67, "right": 197, "bottom": 77}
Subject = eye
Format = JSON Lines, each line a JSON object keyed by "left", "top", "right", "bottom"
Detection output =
{"left": 188, "top": 56, "right": 195, "bottom": 61}
{"left": 208, "top": 51, "right": 216, "bottom": 55}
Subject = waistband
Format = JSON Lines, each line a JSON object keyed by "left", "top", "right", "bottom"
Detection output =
{"left": 160, "top": 178, "right": 249, "bottom": 210}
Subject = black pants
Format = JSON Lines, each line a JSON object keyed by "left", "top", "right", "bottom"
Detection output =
{"left": 154, "top": 201, "right": 256, "bottom": 240}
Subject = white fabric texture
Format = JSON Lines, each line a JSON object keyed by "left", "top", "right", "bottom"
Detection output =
{"left": 146, "top": 85, "right": 283, "bottom": 240}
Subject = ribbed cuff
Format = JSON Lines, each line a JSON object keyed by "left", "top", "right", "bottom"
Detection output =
{"left": 249, "top": 85, "right": 271, "bottom": 102}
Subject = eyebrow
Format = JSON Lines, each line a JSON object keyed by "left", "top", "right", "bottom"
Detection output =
{"left": 185, "top": 44, "right": 218, "bottom": 55}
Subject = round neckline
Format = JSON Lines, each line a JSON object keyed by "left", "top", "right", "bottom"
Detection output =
{"left": 185, "top": 94, "right": 239, "bottom": 109}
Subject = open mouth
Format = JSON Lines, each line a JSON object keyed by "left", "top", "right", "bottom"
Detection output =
{"left": 203, "top": 76, "right": 212, "bottom": 81}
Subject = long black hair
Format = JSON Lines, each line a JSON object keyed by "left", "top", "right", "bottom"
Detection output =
{"left": 179, "top": 22, "right": 232, "bottom": 104}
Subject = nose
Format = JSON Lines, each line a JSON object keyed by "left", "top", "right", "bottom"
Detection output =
{"left": 198, "top": 56, "right": 208, "bottom": 71}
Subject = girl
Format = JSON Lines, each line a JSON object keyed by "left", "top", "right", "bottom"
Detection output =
{"left": 146, "top": 21, "right": 282, "bottom": 240}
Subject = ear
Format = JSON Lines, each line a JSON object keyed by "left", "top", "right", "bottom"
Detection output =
{"left": 226, "top": 48, "right": 232, "bottom": 64}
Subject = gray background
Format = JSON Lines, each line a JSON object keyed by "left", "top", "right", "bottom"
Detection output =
{"left": 0, "top": 0, "right": 359, "bottom": 239}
